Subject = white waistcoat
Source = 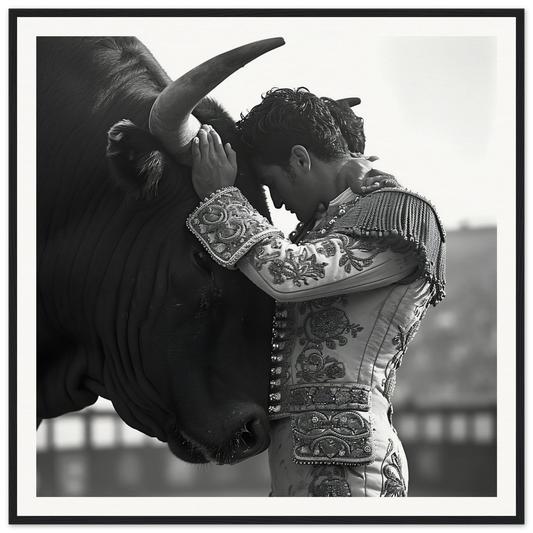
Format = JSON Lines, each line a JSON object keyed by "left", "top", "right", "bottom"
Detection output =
{"left": 188, "top": 185, "right": 446, "bottom": 496}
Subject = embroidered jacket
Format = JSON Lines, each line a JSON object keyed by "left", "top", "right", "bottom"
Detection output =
{"left": 187, "top": 186, "right": 446, "bottom": 468}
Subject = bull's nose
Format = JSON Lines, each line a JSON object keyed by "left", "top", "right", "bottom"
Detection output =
{"left": 223, "top": 417, "right": 270, "bottom": 465}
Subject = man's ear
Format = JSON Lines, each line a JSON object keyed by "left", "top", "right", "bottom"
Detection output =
{"left": 289, "top": 145, "right": 312, "bottom": 174}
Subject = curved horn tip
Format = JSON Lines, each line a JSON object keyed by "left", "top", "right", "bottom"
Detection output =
{"left": 267, "top": 37, "right": 285, "bottom": 47}
{"left": 237, "top": 37, "right": 286, "bottom": 58}
{"left": 337, "top": 97, "right": 361, "bottom": 108}
{"left": 251, "top": 37, "right": 285, "bottom": 47}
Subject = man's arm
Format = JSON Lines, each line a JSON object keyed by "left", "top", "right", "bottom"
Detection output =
{"left": 236, "top": 229, "right": 418, "bottom": 301}
{"left": 187, "top": 125, "right": 418, "bottom": 302}
{"left": 187, "top": 187, "right": 418, "bottom": 302}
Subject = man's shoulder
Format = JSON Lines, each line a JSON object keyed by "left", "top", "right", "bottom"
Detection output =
{"left": 338, "top": 187, "right": 446, "bottom": 241}
{"left": 336, "top": 187, "right": 446, "bottom": 307}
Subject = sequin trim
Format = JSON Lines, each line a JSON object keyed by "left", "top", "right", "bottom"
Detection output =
{"left": 291, "top": 408, "right": 374, "bottom": 466}
{"left": 288, "top": 383, "right": 371, "bottom": 413}
{"left": 186, "top": 187, "right": 282, "bottom": 267}
{"left": 334, "top": 189, "right": 446, "bottom": 306}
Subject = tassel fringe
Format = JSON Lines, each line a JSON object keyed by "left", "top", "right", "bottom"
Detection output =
{"left": 336, "top": 189, "right": 446, "bottom": 306}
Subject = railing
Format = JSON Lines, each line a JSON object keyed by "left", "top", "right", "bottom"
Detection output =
{"left": 394, "top": 406, "right": 496, "bottom": 445}
{"left": 37, "top": 404, "right": 496, "bottom": 497}
{"left": 394, "top": 406, "right": 497, "bottom": 496}
{"left": 37, "top": 405, "right": 272, "bottom": 497}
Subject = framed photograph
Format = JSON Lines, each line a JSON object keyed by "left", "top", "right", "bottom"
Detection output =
{"left": 8, "top": 7, "right": 524, "bottom": 524}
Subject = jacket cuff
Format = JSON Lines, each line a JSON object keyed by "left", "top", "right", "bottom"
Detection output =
{"left": 186, "top": 187, "right": 282, "bottom": 268}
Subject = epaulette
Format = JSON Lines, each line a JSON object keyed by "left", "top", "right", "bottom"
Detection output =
{"left": 335, "top": 188, "right": 446, "bottom": 306}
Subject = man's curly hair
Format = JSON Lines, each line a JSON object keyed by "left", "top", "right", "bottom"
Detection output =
{"left": 320, "top": 97, "right": 366, "bottom": 155}
{"left": 236, "top": 87, "right": 365, "bottom": 169}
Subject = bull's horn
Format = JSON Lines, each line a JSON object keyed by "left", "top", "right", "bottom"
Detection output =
{"left": 336, "top": 97, "right": 361, "bottom": 107}
{"left": 149, "top": 37, "right": 285, "bottom": 165}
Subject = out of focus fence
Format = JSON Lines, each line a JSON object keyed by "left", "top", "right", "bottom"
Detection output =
{"left": 398, "top": 406, "right": 496, "bottom": 496}
{"left": 37, "top": 402, "right": 272, "bottom": 497}
{"left": 37, "top": 403, "right": 496, "bottom": 497}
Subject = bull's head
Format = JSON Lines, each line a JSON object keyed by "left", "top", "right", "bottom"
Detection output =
{"left": 36, "top": 36, "right": 288, "bottom": 466}
{"left": 108, "top": 39, "right": 283, "bottom": 463}
{"left": 100, "top": 39, "right": 284, "bottom": 464}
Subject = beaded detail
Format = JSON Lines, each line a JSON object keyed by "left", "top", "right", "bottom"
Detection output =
{"left": 268, "top": 302, "right": 295, "bottom": 417}
{"left": 333, "top": 188, "right": 446, "bottom": 306}
{"left": 288, "top": 382, "right": 374, "bottom": 466}
{"left": 269, "top": 298, "right": 376, "bottom": 466}
{"left": 186, "top": 187, "right": 282, "bottom": 268}
{"left": 291, "top": 410, "right": 374, "bottom": 466}
{"left": 288, "top": 383, "right": 371, "bottom": 413}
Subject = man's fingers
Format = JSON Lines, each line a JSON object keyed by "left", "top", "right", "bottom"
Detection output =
{"left": 209, "top": 127, "right": 226, "bottom": 155}
{"left": 206, "top": 128, "right": 214, "bottom": 151}
{"left": 360, "top": 170, "right": 399, "bottom": 193}
{"left": 361, "top": 182, "right": 381, "bottom": 193}
{"left": 365, "top": 168, "right": 383, "bottom": 178}
{"left": 364, "top": 176, "right": 382, "bottom": 186}
{"left": 225, "top": 143, "right": 237, "bottom": 170}
{"left": 362, "top": 181, "right": 381, "bottom": 190}
{"left": 191, "top": 136, "right": 201, "bottom": 165}
{"left": 197, "top": 128, "right": 210, "bottom": 155}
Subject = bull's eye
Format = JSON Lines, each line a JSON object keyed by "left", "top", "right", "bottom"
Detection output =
{"left": 193, "top": 250, "right": 212, "bottom": 275}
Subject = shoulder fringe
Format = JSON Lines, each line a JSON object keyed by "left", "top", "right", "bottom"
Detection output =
{"left": 336, "top": 188, "right": 446, "bottom": 306}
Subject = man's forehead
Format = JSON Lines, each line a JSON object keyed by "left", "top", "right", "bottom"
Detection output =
{"left": 253, "top": 162, "right": 278, "bottom": 185}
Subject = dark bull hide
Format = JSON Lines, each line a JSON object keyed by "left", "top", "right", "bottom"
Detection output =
{"left": 37, "top": 37, "right": 283, "bottom": 464}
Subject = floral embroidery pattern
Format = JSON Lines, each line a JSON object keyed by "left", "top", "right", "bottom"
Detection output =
{"left": 298, "top": 294, "right": 348, "bottom": 313}
{"left": 308, "top": 463, "right": 367, "bottom": 497}
{"left": 287, "top": 296, "right": 375, "bottom": 466}
{"left": 250, "top": 235, "right": 330, "bottom": 287}
{"left": 292, "top": 409, "right": 374, "bottom": 465}
{"left": 296, "top": 303, "right": 363, "bottom": 355}
{"left": 314, "top": 232, "right": 383, "bottom": 274}
{"left": 308, "top": 465, "right": 352, "bottom": 497}
{"left": 290, "top": 383, "right": 374, "bottom": 466}
{"left": 248, "top": 235, "right": 283, "bottom": 271}
{"left": 187, "top": 187, "right": 281, "bottom": 267}
{"left": 383, "top": 298, "right": 429, "bottom": 402}
{"left": 380, "top": 439, "right": 407, "bottom": 497}
{"left": 315, "top": 238, "right": 336, "bottom": 258}
{"left": 307, "top": 308, "right": 364, "bottom": 348}
{"left": 290, "top": 296, "right": 356, "bottom": 384}
{"left": 268, "top": 248, "right": 328, "bottom": 287}
{"left": 295, "top": 349, "right": 345, "bottom": 383}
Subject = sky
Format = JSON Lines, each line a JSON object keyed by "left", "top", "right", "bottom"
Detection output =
{"left": 12, "top": 14, "right": 513, "bottom": 237}
{"left": 129, "top": 17, "right": 510, "bottom": 235}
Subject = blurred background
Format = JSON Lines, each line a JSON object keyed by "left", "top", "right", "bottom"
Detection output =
{"left": 34, "top": 16, "right": 504, "bottom": 497}
{"left": 36, "top": 224, "right": 497, "bottom": 497}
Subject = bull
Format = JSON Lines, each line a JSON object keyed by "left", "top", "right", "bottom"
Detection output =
{"left": 37, "top": 37, "right": 283, "bottom": 465}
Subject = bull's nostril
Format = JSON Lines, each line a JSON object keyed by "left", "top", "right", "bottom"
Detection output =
{"left": 229, "top": 417, "right": 270, "bottom": 464}
{"left": 240, "top": 423, "right": 256, "bottom": 449}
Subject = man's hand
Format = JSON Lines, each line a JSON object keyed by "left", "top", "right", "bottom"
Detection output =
{"left": 339, "top": 153, "right": 402, "bottom": 195}
{"left": 191, "top": 124, "right": 238, "bottom": 199}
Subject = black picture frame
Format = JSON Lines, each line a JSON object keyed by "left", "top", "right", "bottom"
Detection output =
{"left": 2, "top": 2, "right": 531, "bottom": 531}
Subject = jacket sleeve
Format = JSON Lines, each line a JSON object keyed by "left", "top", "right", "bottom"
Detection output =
{"left": 187, "top": 187, "right": 419, "bottom": 302}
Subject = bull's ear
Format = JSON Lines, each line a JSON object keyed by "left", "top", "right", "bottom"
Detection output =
{"left": 106, "top": 119, "right": 167, "bottom": 200}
